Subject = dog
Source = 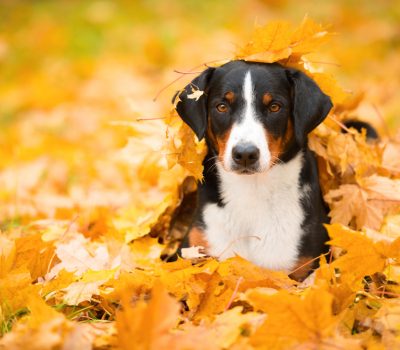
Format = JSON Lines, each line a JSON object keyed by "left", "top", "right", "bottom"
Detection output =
{"left": 174, "top": 60, "right": 350, "bottom": 280}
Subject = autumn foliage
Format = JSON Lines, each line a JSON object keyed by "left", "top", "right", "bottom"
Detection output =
{"left": 1, "top": 1, "right": 400, "bottom": 349}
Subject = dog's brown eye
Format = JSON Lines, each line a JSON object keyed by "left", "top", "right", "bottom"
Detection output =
{"left": 269, "top": 103, "right": 281, "bottom": 113}
{"left": 216, "top": 103, "right": 228, "bottom": 113}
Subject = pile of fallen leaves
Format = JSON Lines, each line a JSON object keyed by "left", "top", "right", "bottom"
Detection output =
{"left": 2, "top": 11, "right": 400, "bottom": 350}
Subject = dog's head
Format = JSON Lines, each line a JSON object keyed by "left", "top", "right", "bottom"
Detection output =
{"left": 175, "top": 61, "right": 332, "bottom": 175}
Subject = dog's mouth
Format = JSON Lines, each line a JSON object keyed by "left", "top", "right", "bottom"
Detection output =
{"left": 229, "top": 163, "right": 262, "bottom": 175}
{"left": 237, "top": 169, "right": 255, "bottom": 175}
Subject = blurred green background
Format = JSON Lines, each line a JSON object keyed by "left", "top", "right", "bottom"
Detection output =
{"left": 1, "top": 0, "right": 399, "bottom": 168}
{"left": 1, "top": 0, "right": 399, "bottom": 105}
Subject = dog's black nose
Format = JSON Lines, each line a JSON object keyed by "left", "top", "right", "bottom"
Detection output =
{"left": 232, "top": 143, "right": 260, "bottom": 167}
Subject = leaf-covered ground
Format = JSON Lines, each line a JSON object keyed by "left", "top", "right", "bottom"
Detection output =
{"left": 1, "top": 1, "right": 400, "bottom": 349}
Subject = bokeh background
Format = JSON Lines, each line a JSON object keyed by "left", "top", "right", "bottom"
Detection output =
{"left": 1, "top": 0, "right": 399, "bottom": 231}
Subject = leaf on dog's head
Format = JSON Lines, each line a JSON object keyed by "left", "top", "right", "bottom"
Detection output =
{"left": 235, "top": 21, "right": 293, "bottom": 63}
{"left": 235, "top": 17, "right": 331, "bottom": 63}
{"left": 290, "top": 16, "right": 331, "bottom": 54}
{"left": 234, "top": 17, "right": 347, "bottom": 104}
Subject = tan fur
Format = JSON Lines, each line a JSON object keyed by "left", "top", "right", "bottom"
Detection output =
{"left": 266, "top": 119, "right": 294, "bottom": 167}
{"left": 225, "top": 91, "right": 236, "bottom": 103}
{"left": 262, "top": 92, "right": 272, "bottom": 105}
{"left": 206, "top": 113, "right": 233, "bottom": 164}
{"left": 216, "top": 129, "right": 232, "bottom": 163}
{"left": 189, "top": 227, "right": 209, "bottom": 249}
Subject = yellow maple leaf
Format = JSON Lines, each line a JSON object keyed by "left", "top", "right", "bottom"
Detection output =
{"left": 327, "top": 224, "right": 400, "bottom": 281}
{"left": 40, "top": 269, "right": 76, "bottom": 297}
{"left": 314, "top": 256, "right": 357, "bottom": 314}
{"left": 311, "top": 72, "right": 349, "bottom": 104}
{"left": 14, "top": 233, "right": 55, "bottom": 281}
{"left": 0, "top": 234, "right": 16, "bottom": 278}
{"left": 115, "top": 196, "right": 173, "bottom": 243}
{"left": 290, "top": 16, "right": 331, "bottom": 54}
{"left": 164, "top": 117, "right": 206, "bottom": 180}
{"left": 184, "top": 307, "right": 264, "bottom": 349}
{"left": 176, "top": 122, "right": 206, "bottom": 180}
{"left": 26, "top": 295, "right": 62, "bottom": 328}
{"left": 249, "top": 288, "right": 338, "bottom": 349}
{"left": 0, "top": 268, "right": 33, "bottom": 316}
{"left": 236, "top": 21, "right": 293, "bottom": 63}
{"left": 116, "top": 282, "right": 180, "bottom": 350}
{"left": 159, "top": 258, "right": 219, "bottom": 311}
{"left": 193, "top": 272, "right": 235, "bottom": 320}
{"left": 218, "top": 256, "right": 294, "bottom": 291}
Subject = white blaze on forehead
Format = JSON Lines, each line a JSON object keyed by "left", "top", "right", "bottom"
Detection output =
{"left": 243, "top": 70, "right": 254, "bottom": 109}
{"left": 223, "top": 71, "right": 271, "bottom": 171}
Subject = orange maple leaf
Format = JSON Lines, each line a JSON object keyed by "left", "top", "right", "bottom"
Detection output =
{"left": 327, "top": 223, "right": 400, "bottom": 281}
{"left": 249, "top": 288, "right": 338, "bottom": 349}
{"left": 116, "top": 283, "right": 180, "bottom": 350}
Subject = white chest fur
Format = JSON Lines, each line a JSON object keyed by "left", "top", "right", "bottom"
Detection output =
{"left": 203, "top": 153, "right": 307, "bottom": 271}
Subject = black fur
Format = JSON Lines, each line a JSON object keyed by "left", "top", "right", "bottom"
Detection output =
{"left": 175, "top": 67, "right": 215, "bottom": 140}
{"left": 343, "top": 120, "right": 379, "bottom": 140}
{"left": 286, "top": 68, "right": 333, "bottom": 146}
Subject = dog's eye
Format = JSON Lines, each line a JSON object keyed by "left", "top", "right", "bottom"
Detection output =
{"left": 269, "top": 103, "right": 281, "bottom": 113}
{"left": 216, "top": 103, "right": 228, "bottom": 113}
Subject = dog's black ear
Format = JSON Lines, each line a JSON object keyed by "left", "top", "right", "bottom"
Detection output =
{"left": 286, "top": 69, "right": 333, "bottom": 147}
{"left": 174, "top": 67, "right": 215, "bottom": 141}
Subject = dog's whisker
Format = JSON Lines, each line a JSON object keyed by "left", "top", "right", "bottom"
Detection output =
{"left": 205, "top": 155, "right": 219, "bottom": 164}
{"left": 204, "top": 155, "right": 222, "bottom": 174}
{"left": 207, "top": 162, "right": 219, "bottom": 173}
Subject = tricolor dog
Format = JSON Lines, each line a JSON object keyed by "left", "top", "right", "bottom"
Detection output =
{"left": 175, "top": 60, "right": 333, "bottom": 280}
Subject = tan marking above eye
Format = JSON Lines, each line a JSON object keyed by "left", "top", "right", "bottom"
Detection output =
{"left": 269, "top": 103, "right": 281, "bottom": 112}
{"left": 262, "top": 93, "right": 272, "bottom": 105}
{"left": 216, "top": 103, "right": 228, "bottom": 113}
{"left": 224, "top": 91, "right": 235, "bottom": 103}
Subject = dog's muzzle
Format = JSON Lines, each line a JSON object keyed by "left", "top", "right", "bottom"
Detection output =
{"left": 231, "top": 142, "right": 260, "bottom": 173}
